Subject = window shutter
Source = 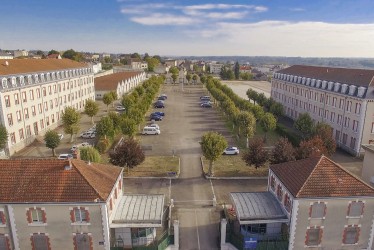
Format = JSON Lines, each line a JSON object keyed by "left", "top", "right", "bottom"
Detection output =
{"left": 89, "top": 235, "right": 93, "bottom": 250}
{"left": 355, "top": 227, "right": 360, "bottom": 243}
{"left": 0, "top": 234, "right": 10, "bottom": 250}
{"left": 85, "top": 209, "right": 90, "bottom": 222}
{"left": 0, "top": 212, "right": 6, "bottom": 224}
{"left": 309, "top": 205, "right": 312, "bottom": 217}
{"left": 347, "top": 203, "right": 351, "bottom": 216}
{"left": 305, "top": 229, "right": 309, "bottom": 245}
{"left": 318, "top": 228, "right": 323, "bottom": 244}
{"left": 73, "top": 235, "right": 77, "bottom": 250}
{"left": 342, "top": 228, "right": 347, "bottom": 243}
{"left": 360, "top": 203, "right": 365, "bottom": 215}
{"left": 70, "top": 209, "right": 76, "bottom": 223}
{"left": 30, "top": 235, "right": 35, "bottom": 250}
{"left": 26, "top": 209, "right": 32, "bottom": 223}
{"left": 42, "top": 210, "right": 47, "bottom": 223}
{"left": 323, "top": 203, "right": 327, "bottom": 217}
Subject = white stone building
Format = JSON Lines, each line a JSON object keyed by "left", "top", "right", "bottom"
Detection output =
{"left": 0, "top": 59, "right": 95, "bottom": 156}
{"left": 210, "top": 63, "right": 224, "bottom": 74}
{"left": 271, "top": 65, "right": 374, "bottom": 156}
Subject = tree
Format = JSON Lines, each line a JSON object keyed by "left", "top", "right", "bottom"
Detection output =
{"left": 271, "top": 137, "right": 295, "bottom": 164}
{"left": 96, "top": 116, "right": 114, "bottom": 139}
{"left": 269, "top": 102, "right": 284, "bottom": 118}
{"left": 145, "top": 57, "right": 160, "bottom": 72}
{"left": 47, "top": 49, "right": 59, "bottom": 55}
{"left": 242, "top": 137, "right": 269, "bottom": 169}
{"left": 0, "top": 125, "right": 8, "bottom": 151}
{"left": 102, "top": 93, "right": 114, "bottom": 112}
{"left": 234, "top": 61, "right": 240, "bottom": 80}
{"left": 121, "top": 118, "right": 137, "bottom": 138}
{"left": 61, "top": 107, "right": 80, "bottom": 143}
{"left": 296, "top": 136, "right": 328, "bottom": 160}
{"left": 186, "top": 73, "right": 192, "bottom": 84}
{"left": 80, "top": 146, "right": 101, "bottom": 163}
{"left": 44, "top": 130, "right": 60, "bottom": 157}
{"left": 62, "top": 49, "right": 77, "bottom": 60}
{"left": 236, "top": 111, "right": 256, "bottom": 148}
{"left": 121, "top": 95, "right": 134, "bottom": 115}
{"left": 108, "top": 112, "right": 121, "bottom": 132}
{"left": 200, "top": 132, "right": 228, "bottom": 176}
{"left": 171, "top": 74, "right": 178, "bottom": 84}
{"left": 169, "top": 66, "right": 179, "bottom": 75}
{"left": 109, "top": 138, "right": 145, "bottom": 174}
{"left": 246, "top": 88, "right": 259, "bottom": 105}
{"left": 294, "top": 113, "right": 315, "bottom": 139}
{"left": 84, "top": 99, "right": 99, "bottom": 125}
{"left": 110, "top": 91, "right": 118, "bottom": 107}
{"left": 104, "top": 56, "right": 112, "bottom": 63}
{"left": 260, "top": 113, "right": 277, "bottom": 142}
{"left": 192, "top": 74, "right": 198, "bottom": 84}
{"left": 313, "top": 123, "right": 336, "bottom": 156}
{"left": 131, "top": 53, "right": 141, "bottom": 59}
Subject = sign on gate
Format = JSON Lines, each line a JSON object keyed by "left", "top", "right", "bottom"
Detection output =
{"left": 244, "top": 237, "right": 257, "bottom": 249}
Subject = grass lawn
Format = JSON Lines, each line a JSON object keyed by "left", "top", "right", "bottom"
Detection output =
{"left": 202, "top": 155, "right": 268, "bottom": 177}
{"left": 124, "top": 156, "right": 180, "bottom": 177}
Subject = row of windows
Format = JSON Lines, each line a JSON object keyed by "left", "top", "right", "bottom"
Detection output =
{"left": 4, "top": 86, "right": 93, "bottom": 108}
{"left": 0, "top": 232, "right": 93, "bottom": 250}
{"left": 305, "top": 225, "right": 360, "bottom": 246}
{"left": 1, "top": 68, "right": 93, "bottom": 89}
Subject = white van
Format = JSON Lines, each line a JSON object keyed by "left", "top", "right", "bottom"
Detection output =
{"left": 142, "top": 126, "right": 161, "bottom": 135}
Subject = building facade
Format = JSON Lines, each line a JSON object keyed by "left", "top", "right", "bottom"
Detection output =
{"left": 210, "top": 63, "right": 223, "bottom": 74}
{"left": 271, "top": 65, "right": 374, "bottom": 156}
{"left": 0, "top": 59, "right": 95, "bottom": 156}
{"left": 362, "top": 144, "right": 374, "bottom": 185}
{"left": 229, "top": 156, "right": 374, "bottom": 249}
{"left": 94, "top": 72, "right": 146, "bottom": 100}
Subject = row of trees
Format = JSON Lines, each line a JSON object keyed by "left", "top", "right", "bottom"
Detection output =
{"left": 246, "top": 88, "right": 284, "bottom": 118}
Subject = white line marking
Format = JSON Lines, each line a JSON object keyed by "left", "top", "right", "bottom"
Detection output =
{"left": 169, "top": 178, "right": 171, "bottom": 202}
{"left": 209, "top": 179, "right": 216, "bottom": 197}
{"left": 195, "top": 209, "right": 201, "bottom": 250}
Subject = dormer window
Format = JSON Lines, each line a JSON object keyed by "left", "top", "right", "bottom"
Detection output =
{"left": 11, "top": 77, "right": 16, "bottom": 87}
{"left": 46, "top": 73, "right": 50, "bottom": 81}
{"left": 19, "top": 76, "right": 25, "bottom": 86}
{"left": 1, "top": 78, "right": 7, "bottom": 89}
{"left": 34, "top": 74, "right": 39, "bottom": 83}
{"left": 27, "top": 75, "right": 32, "bottom": 84}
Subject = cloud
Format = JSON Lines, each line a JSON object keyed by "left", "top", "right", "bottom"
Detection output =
{"left": 184, "top": 4, "right": 267, "bottom": 12}
{"left": 289, "top": 8, "right": 305, "bottom": 12}
{"left": 131, "top": 13, "right": 198, "bottom": 26}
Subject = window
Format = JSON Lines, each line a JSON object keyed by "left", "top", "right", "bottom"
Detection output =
{"left": 305, "top": 227, "right": 323, "bottom": 246}
{"left": 70, "top": 207, "right": 89, "bottom": 223}
{"left": 344, "top": 117, "right": 350, "bottom": 128}
{"left": 42, "top": 87, "right": 46, "bottom": 97}
{"left": 342, "top": 225, "right": 360, "bottom": 245}
{"left": 30, "top": 233, "right": 50, "bottom": 250}
{"left": 10, "top": 133, "right": 16, "bottom": 144}
{"left": 22, "top": 91, "right": 27, "bottom": 102}
{"left": 48, "top": 86, "right": 51, "bottom": 95}
{"left": 4, "top": 95, "right": 10, "bottom": 107}
{"left": 276, "top": 184, "right": 283, "bottom": 201}
{"left": 26, "top": 125, "right": 31, "bottom": 136}
{"left": 40, "top": 119, "right": 44, "bottom": 129}
{"left": 27, "top": 207, "right": 46, "bottom": 224}
{"left": 270, "top": 176, "right": 275, "bottom": 191}
{"left": 347, "top": 201, "right": 364, "bottom": 217}
{"left": 343, "top": 133, "right": 348, "bottom": 145}
{"left": 332, "top": 97, "right": 337, "bottom": 107}
{"left": 19, "top": 129, "right": 24, "bottom": 140}
{"left": 16, "top": 111, "right": 22, "bottom": 122}
{"left": 352, "top": 120, "right": 358, "bottom": 132}
{"left": 14, "top": 93, "right": 19, "bottom": 105}
{"left": 339, "top": 99, "right": 344, "bottom": 109}
{"left": 36, "top": 89, "right": 41, "bottom": 98}
{"left": 371, "top": 123, "right": 374, "bottom": 134}
{"left": 284, "top": 193, "right": 292, "bottom": 212}
{"left": 241, "top": 224, "right": 267, "bottom": 234}
{"left": 38, "top": 104, "right": 42, "bottom": 114}
{"left": 309, "top": 202, "right": 326, "bottom": 219}
{"left": 49, "top": 100, "right": 53, "bottom": 109}
{"left": 44, "top": 102, "right": 48, "bottom": 111}
{"left": 7, "top": 114, "right": 13, "bottom": 126}
{"left": 355, "top": 103, "right": 361, "bottom": 114}
{"left": 0, "top": 211, "right": 6, "bottom": 225}
{"left": 346, "top": 101, "right": 352, "bottom": 112}
{"left": 73, "top": 233, "right": 92, "bottom": 250}
{"left": 330, "top": 112, "right": 335, "bottom": 122}
{"left": 24, "top": 108, "right": 29, "bottom": 119}
{"left": 31, "top": 106, "right": 36, "bottom": 116}
{"left": 0, "top": 234, "right": 11, "bottom": 250}
{"left": 29, "top": 90, "right": 34, "bottom": 100}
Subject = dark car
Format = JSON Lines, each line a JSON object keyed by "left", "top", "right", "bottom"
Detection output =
{"left": 158, "top": 96, "right": 167, "bottom": 101}
{"left": 150, "top": 115, "right": 163, "bottom": 121}
{"left": 160, "top": 94, "right": 167, "bottom": 99}
{"left": 201, "top": 102, "right": 212, "bottom": 108}
{"left": 154, "top": 103, "right": 165, "bottom": 108}
{"left": 200, "top": 96, "right": 210, "bottom": 101}
{"left": 152, "top": 111, "right": 165, "bottom": 116}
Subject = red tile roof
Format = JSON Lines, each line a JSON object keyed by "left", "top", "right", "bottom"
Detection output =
{"left": 270, "top": 156, "right": 374, "bottom": 198}
{"left": 0, "top": 59, "right": 88, "bottom": 76}
{"left": 0, "top": 159, "right": 122, "bottom": 203}
{"left": 278, "top": 65, "right": 374, "bottom": 87}
{"left": 95, "top": 72, "right": 143, "bottom": 91}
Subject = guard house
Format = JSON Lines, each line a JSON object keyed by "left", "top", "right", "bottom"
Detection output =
{"left": 110, "top": 194, "right": 165, "bottom": 248}
{"left": 230, "top": 192, "right": 288, "bottom": 240}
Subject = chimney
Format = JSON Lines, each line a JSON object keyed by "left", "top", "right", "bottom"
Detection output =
{"left": 64, "top": 159, "right": 73, "bottom": 170}
{"left": 72, "top": 149, "right": 80, "bottom": 160}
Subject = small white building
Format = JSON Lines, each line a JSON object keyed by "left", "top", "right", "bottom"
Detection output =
{"left": 13, "top": 50, "right": 28, "bottom": 58}
{"left": 210, "top": 63, "right": 224, "bottom": 74}
{"left": 0, "top": 52, "right": 13, "bottom": 60}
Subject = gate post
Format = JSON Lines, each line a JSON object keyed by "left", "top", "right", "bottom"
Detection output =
{"left": 173, "top": 220, "right": 179, "bottom": 249}
{"left": 221, "top": 218, "right": 227, "bottom": 245}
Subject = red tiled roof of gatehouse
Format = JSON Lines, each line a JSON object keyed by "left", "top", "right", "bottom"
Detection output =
{"left": 94, "top": 71, "right": 143, "bottom": 91}
{"left": 0, "top": 159, "right": 122, "bottom": 203}
{"left": 270, "top": 155, "right": 374, "bottom": 198}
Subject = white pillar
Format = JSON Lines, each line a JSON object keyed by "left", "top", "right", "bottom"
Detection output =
{"left": 213, "top": 195, "right": 217, "bottom": 207}
{"left": 220, "top": 218, "right": 227, "bottom": 245}
{"left": 173, "top": 220, "right": 179, "bottom": 249}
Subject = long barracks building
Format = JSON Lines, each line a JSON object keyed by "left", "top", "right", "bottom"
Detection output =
{"left": 271, "top": 65, "right": 374, "bottom": 156}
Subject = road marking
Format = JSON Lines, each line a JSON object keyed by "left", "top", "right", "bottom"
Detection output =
{"left": 169, "top": 178, "right": 171, "bottom": 202}
{"left": 195, "top": 209, "right": 201, "bottom": 250}
{"left": 209, "top": 179, "right": 216, "bottom": 198}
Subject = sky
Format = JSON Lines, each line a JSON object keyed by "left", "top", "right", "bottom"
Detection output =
{"left": 1, "top": 0, "right": 374, "bottom": 57}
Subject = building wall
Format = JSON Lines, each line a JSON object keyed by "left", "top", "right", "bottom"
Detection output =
{"left": 292, "top": 198, "right": 374, "bottom": 249}
{"left": 0, "top": 68, "right": 95, "bottom": 156}
{"left": 210, "top": 64, "right": 223, "bottom": 74}
{"left": 2, "top": 203, "right": 106, "bottom": 250}
{"left": 362, "top": 147, "right": 374, "bottom": 185}
{"left": 271, "top": 74, "right": 374, "bottom": 156}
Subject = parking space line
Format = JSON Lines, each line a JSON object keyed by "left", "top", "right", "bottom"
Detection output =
{"left": 195, "top": 209, "right": 201, "bottom": 250}
{"left": 209, "top": 179, "right": 216, "bottom": 198}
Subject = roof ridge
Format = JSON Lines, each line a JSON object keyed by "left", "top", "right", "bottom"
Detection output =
{"left": 71, "top": 160, "right": 106, "bottom": 201}
{"left": 295, "top": 156, "right": 323, "bottom": 197}
{"left": 324, "top": 156, "right": 374, "bottom": 191}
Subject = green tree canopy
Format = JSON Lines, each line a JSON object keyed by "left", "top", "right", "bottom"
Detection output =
{"left": 234, "top": 61, "right": 240, "bottom": 80}
{"left": 62, "top": 49, "right": 83, "bottom": 61}
{"left": 236, "top": 111, "right": 256, "bottom": 147}
{"left": 169, "top": 66, "right": 179, "bottom": 75}
{"left": 96, "top": 116, "right": 114, "bottom": 139}
{"left": 294, "top": 113, "right": 315, "bottom": 139}
{"left": 313, "top": 123, "right": 336, "bottom": 156}
{"left": 79, "top": 146, "right": 101, "bottom": 163}
{"left": 103, "top": 92, "right": 114, "bottom": 112}
{"left": 121, "top": 118, "right": 137, "bottom": 138}
{"left": 242, "top": 137, "right": 269, "bottom": 169}
{"left": 47, "top": 49, "right": 59, "bottom": 55}
{"left": 145, "top": 57, "right": 160, "bottom": 72}
{"left": 260, "top": 113, "right": 277, "bottom": 142}
{"left": 186, "top": 73, "right": 192, "bottom": 83}
{"left": 200, "top": 132, "right": 228, "bottom": 176}
{"left": 109, "top": 138, "right": 145, "bottom": 173}
{"left": 44, "top": 130, "right": 61, "bottom": 157}
{"left": 121, "top": 95, "right": 134, "bottom": 114}
{"left": 269, "top": 102, "right": 284, "bottom": 118}
{"left": 61, "top": 107, "right": 80, "bottom": 142}
{"left": 271, "top": 137, "right": 295, "bottom": 164}
{"left": 171, "top": 74, "right": 178, "bottom": 84}
{"left": 0, "top": 125, "right": 8, "bottom": 150}
{"left": 84, "top": 99, "right": 99, "bottom": 125}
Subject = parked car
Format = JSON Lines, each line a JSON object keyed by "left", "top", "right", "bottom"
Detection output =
{"left": 154, "top": 103, "right": 165, "bottom": 108}
{"left": 152, "top": 111, "right": 165, "bottom": 116}
{"left": 149, "top": 123, "right": 160, "bottom": 130}
{"left": 58, "top": 154, "right": 73, "bottom": 160}
{"left": 70, "top": 142, "right": 90, "bottom": 152}
{"left": 158, "top": 96, "right": 167, "bottom": 101}
{"left": 200, "top": 96, "right": 210, "bottom": 100}
{"left": 200, "top": 100, "right": 212, "bottom": 105}
{"left": 58, "top": 134, "right": 64, "bottom": 140}
{"left": 116, "top": 105, "right": 126, "bottom": 111}
{"left": 201, "top": 102, "right": 212, "bottom": 108}
{"left": 150, "top": 115, "right": 163, "bottom": 121}
{"left": 223, "top": 147, "right": 240, "bottom": 155}
{"left": 81, "top": 132, "right": 96, "bottom": 139}
{"left": 142, "top": 126, "right": 161, "bottom": 135}
{"left": 160, "top": 94, "right": 167, "bottom": 99}
{"left": 155, "top": 100, "right": 165, "bottom": 104}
